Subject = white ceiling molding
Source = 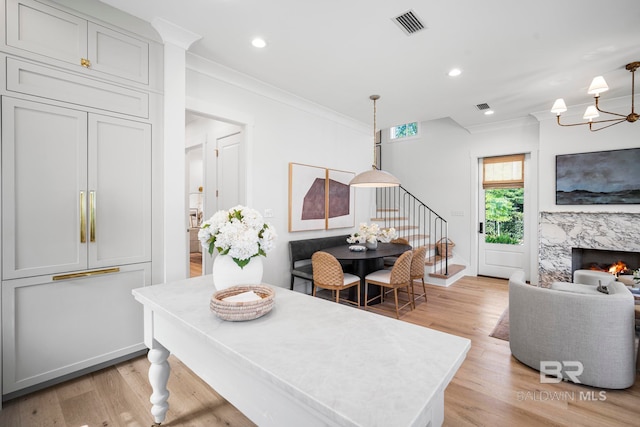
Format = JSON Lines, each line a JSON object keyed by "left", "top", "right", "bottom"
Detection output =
{"left": 151, "top": 17, "right": 201, "bottom": 50}
{"left": 186, "top": 53, "right": 370, "bottom": 134}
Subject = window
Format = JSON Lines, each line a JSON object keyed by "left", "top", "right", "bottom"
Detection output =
{"left": 482, "top": 154, "right": 525, "bottom": 245}
{"left": 483, "top": 154, "right": 524, "bottom": 189}
{"left": 390, "top": 122, "right": 418, "bottom": 140}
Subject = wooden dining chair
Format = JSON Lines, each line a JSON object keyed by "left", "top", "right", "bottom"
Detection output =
{"left": 383, "top": 237, "right": 410, "bottom": 268}
{"left": 311, "top": 251, "right": 361, "bottom": 307}
{"left": 409, "top": 245, "right": 428, "bottom": 304}
{"left": 364, "top": 250, "right": 414, "bottom": 318}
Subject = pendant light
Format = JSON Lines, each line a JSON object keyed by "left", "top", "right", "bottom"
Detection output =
{"left": 349, "top": 95, "right": 401, "bottom": 187}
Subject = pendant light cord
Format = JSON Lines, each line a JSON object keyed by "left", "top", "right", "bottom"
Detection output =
{"left": 371, "top": 95, "right": 379, "bottom": 170}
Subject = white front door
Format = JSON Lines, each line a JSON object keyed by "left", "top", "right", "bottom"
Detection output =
{"left": 478, "top": 155, "right": 530, "bottom": 279}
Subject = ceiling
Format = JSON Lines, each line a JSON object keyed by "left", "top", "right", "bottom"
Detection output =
{"left": 99, "top": 0, "right": 640, "bottom": 130}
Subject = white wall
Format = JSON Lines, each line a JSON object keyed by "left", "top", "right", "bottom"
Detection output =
{"left": 382, "top": 116, "right": 539, "bottom": 276}
{"left": 185, "top": 54, "right": 374, "bottom": 288}
{"left": 382, "top": 97, "right": 638, "bottom": 281}
{"left": 537, "top": 96, "right": 640, "bottom": 214}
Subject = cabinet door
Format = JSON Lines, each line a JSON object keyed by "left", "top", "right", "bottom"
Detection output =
{"left": 88, "top": 23, "right": 149, "bottom": 85}
{"left": 2, "top": 263, "right": 150, "bottom": 394}
{"left": 6, "top": 0, "right": 88, "bottom": 66}
{"left": 88, "top": 115, "right": 151, "bottom": 268}
{"left": 1, "top": 97, "right": 88, "bottom": 280}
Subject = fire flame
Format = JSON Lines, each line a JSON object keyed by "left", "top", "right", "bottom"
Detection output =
{"left": 589, "top": 260, "right": 628, "bottom": 276}
{"left": 609, "top": 261, "right": 627, "bottom": 275}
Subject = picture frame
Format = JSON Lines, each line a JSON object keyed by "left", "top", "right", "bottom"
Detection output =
{"left": 288, "top": 163, "right": 327, "bottom": 232}
{"left": 288, "top": 163, "right": 356, "bottom": 231}
{"left": 556, "top": 147, "right": 640, "bottom": 205}
{"left": 326, "top": 168, "right": 355, "bottom": 230}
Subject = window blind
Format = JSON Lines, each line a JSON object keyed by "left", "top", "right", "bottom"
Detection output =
{"left": 483, "top": 154, "right": 524, "bottom": 189}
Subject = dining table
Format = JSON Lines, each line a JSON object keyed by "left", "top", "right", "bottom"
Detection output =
{"left": 321, "top": 242, "right": 412, "bottom": 305}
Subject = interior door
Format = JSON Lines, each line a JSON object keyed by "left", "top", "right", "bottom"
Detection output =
{"left": 478, "top": 155, "right": 529, "bottom": 279}
{"left": 216, "top": 131, "right": 242, "bottom": 211}
{"left": 202, "top": 130, "right": 242, "bottom": 275}
{"left": 1, "top": 97, "right": 88, "bottom": 279}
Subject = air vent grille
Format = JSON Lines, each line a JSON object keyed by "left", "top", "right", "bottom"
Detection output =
{"left": 393, "top": 10, "right": 426, "bottom": 35}
{"left": 476, "top": 103, "right": 491, "bottom": 111}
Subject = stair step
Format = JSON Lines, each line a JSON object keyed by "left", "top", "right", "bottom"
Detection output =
{"left": 370, "top": 217, "right": 409, "bottom": 222}
{"left": 428, "top": 264, "right": 466, "bottom": 279}
{"left": 392, "top": 225, "right": 419, "bottom": 232}
{"left": 376, "top": 208, "right": 399, "bottom": 212}
{"left": 425, "top": 254, "right": 452, "bottom": 266}
{"left": 404, "top": 234, "right": 429, "bottom": 242}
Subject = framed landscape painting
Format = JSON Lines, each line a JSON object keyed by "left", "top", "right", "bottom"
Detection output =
{"left": 556, "top": 147, "right": 640, "bottom": 205}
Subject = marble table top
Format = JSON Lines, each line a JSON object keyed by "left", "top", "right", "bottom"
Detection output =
{"left": 133, "top": 276, "right": 471, "bottom": 426}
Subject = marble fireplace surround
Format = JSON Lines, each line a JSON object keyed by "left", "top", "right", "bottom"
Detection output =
{"left": 538, "top": 212, "right": 640, "bottom": 286}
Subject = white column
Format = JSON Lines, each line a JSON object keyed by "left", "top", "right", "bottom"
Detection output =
{"left": 152, "top": 18, "right": 201, "bottom": 283}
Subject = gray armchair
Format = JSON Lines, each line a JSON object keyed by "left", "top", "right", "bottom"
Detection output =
{"left": 509, "top": 270, "right": 636, "bottom": 389}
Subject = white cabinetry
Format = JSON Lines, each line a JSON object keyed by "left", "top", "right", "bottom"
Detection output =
{"left": 1, "top": 97, "right": 151, "bottom": 280}
{"left": 6, "top": 0, "right": 150, "bottom": 85}
{"left": 2, "top": 263, "right": 150, "bottom": 394}
{"left": 0, "top": 0, "right": 159, "bottom": 397}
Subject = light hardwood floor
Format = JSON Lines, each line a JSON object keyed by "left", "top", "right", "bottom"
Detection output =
{"left": 1, "top": 276, "right": 638, "bottom": 427}
{"left": 189, "top": 252, "right": 202, "bottom": 277}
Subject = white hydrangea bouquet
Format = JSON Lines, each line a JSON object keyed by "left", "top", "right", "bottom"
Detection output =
{"left": 198, "top": 205, "right": 277, "bottom": 268}
{"left": 347, "top": 222, "right": 397, "bottom": 244}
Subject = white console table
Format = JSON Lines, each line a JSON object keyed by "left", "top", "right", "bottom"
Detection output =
{"left": 132, "top": 275, "right": 470, "bottom": 426}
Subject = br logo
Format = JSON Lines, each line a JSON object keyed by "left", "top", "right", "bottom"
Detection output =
{"left": 540, "top": 361, "right": 583, "bottom": 384}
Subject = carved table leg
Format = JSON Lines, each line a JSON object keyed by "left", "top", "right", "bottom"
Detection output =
{"left": 148, "top": 341, "right": 171, "bottom": 425}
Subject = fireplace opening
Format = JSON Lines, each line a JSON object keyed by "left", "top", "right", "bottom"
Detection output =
{"left": 571, "top": 248, "right": 640, "bottom": 278}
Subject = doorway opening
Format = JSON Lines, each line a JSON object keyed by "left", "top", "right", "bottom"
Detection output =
{"left": 185, "top": 111, "right": 244, "bottom": 277}
{"left": 478, "top": 154, "right": 528, "bottom": 279}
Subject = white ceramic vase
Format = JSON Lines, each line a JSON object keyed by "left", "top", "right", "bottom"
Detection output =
{"left": 366, "top": 240, "right": 378, "bottom": 250}
{"left": 212, "top": 254, "right": 263, "bottom": 290}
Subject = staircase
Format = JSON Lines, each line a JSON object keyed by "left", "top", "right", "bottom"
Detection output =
{"left": 373, "top": 186, "right": 466, "bottom": 286}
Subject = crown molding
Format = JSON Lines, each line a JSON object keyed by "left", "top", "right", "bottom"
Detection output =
{"left": 186, "top": 53, "right": 369, "bottom": 134}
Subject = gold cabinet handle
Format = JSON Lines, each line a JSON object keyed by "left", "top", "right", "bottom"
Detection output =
{"left": 90, "top": 191, "right": 96, "bottom": 242}
{"left": 80, "top": 191, "right": 86, "bottom": 243}
{"left": 80, "top": 58, "right": 91, "bottom": 68}
{"left": 52, "top": 267, "right": 120, "bottom": 281}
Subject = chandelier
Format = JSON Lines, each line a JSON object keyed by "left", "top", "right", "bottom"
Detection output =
{"left": 550, "top": 61, "right": 639, "bottom": 132}
{"left": 350, "top": 95, "right": 400, "bottom": 187}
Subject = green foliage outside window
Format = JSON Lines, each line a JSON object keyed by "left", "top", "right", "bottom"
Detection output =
{"left": 391, "top": 122, "right": 418, "bottom": 139}
{"left": 485, "top": 188, "right": 523, "bottom": 244}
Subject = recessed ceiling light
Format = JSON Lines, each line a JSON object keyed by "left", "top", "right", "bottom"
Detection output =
{"left": 251, "top": 38, "right": 266, "bottom": 48}
{"left": 448, "top": 68, "right": 462, "bottom": 77}
{"left": 484, "top": 110, "right": 495, "bottom": 115}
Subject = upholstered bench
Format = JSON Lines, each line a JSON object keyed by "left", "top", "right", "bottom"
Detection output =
{"left": 288, "top": 235, "right": 351, "bottom": 291}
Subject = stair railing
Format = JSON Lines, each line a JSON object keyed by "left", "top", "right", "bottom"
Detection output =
{"left": 375, "top": 185, "right": 449, "bottom": 276}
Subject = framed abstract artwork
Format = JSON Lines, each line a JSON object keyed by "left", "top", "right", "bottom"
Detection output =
{"left": 288, "top": 163, "right": 327, "bottom": 232}
{"left": 288, "top": 163, "right": 356, "bottom": 231}
{"left": 556, "top": 147, "right": 640, "bottom": 205}
{"left": 326, "top": 168, "right": 355, "bottom": 230}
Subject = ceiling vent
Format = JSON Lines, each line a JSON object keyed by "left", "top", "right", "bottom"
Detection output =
{"left": 393, "top": 10, "right": 426, "bottom": 35}
{"left": 475, "top": 103, "right": 491, "bottom": 111}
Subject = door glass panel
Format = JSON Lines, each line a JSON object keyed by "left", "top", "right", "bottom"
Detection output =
{"left": 484, "top": 188, "right": 524, "bottom": 244}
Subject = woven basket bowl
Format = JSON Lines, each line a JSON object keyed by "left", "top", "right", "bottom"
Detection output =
{"left": 210, "top": 284, "right": 275, "bottom": 321}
